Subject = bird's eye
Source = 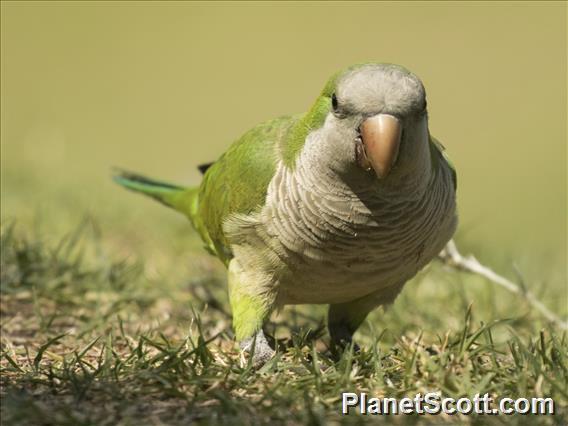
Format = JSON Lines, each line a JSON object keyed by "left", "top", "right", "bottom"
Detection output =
{"left": 331, "top": 93, "right": 339, "bottom": 111}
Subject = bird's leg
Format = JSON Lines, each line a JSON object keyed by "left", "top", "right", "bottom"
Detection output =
{"left": 328, "top": 301, "right": 369, "bottom": 355}
{"left": 228, "top": 259, "right": 276, "bottom": 367}
{"left": 327, "top": 282, "right": 405, "bottom": 356}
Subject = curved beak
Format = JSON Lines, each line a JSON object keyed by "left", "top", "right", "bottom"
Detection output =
{"left": 359, "top": 114, "right": 402, "bottom": 179}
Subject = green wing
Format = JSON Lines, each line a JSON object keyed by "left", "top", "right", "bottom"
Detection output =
{"left": 429, "top": 135, "right": 457, "bottom": 190}
{"left": 194, "top": 115, "right": 298, "bottom": 264}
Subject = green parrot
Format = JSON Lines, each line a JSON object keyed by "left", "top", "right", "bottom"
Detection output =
{"left": 114, "top": 63, "right": 457, "bottom": 364}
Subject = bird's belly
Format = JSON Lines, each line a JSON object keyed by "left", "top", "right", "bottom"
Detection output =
{"left": 280, "top": 264, "right": 399, "bottom": 305}
{"left": 275, "top": 226, "right": 447, "bottom": 305}
{"left": 274, "top": 202, "right": 457, "bottom": 305}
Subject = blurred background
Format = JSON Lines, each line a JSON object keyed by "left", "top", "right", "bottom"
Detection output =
{"left": 2, "top": 1, "right": 566, "bottom": 297}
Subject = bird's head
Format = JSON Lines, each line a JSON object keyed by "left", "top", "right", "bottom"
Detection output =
{"left": 291, "top": 63, "right": 431, "bottom": 189}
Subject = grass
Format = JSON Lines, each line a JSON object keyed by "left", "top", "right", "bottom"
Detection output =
{"left": 0, "top": 215, "right": 566, "bottom": 425}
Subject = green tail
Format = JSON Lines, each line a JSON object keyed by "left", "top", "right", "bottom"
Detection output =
{"left": 112, "top": 169, "right": 199, "bottom": 223}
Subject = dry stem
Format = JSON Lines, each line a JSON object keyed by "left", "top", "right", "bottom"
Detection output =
{"left": 439, "top": 240, "right": 568, "bottom": 330}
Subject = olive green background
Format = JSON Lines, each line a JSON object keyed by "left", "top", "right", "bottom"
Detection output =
{"left": 1, "top": 2, "right": 566, "bottom": 283}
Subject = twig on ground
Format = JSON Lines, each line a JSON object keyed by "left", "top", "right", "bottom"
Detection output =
{"left": 439, "top": 240, "right": 568, "bottom": 330}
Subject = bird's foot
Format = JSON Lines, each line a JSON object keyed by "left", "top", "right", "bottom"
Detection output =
{"left": 239, "top": 329, "right": 275, "bottom": 368}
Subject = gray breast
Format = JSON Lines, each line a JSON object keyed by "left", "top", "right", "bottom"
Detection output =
{"left": 259, "top": 158, "right": 457, "bottom": 305}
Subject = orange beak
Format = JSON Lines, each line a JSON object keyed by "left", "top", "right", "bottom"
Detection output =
{"left": 359, "top": 114, "right": 402, "bottom": 179}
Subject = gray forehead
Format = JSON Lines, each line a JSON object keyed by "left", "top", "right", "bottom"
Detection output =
{"left": 336, "top": 64, "right": 426, "bottom": 117}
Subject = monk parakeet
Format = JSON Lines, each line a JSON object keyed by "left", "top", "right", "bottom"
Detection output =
{"left": 114, "top": 63, "right": 457, "bottom": 364}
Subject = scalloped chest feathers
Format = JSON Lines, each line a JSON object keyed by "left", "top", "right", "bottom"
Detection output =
{"left": 227, "top": 154, "right": 457, "bottom": 306}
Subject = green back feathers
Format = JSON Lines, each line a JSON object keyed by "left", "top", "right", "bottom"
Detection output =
{"left": 112, "top": 116, "right": 298, "bottom": 265}
{"left": 196, "top": 116, "right": 297, "bottom": 263}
